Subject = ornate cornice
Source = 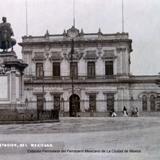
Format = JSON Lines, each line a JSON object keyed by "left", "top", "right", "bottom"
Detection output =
{"left": 83, "top": 51, "right": 98, "bottom": 61}
{"left": 85, "top": 91, "right": 99, "bottom": 95}
{"left": 101, "top": 50, "right": 116, "bottom": 59}
{"left": 50, "top": 92, "right": 63, "bottom": 95}
{"left": 32, "top": 52, "right": 46, "bottom": 61}
{"left": 49, "top": 52, "right": 63, "bottom": 61}
{"left": 67, "top": 50, "right": 83, "bottom": 61}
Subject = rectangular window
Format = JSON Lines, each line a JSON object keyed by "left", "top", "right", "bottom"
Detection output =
{"left": 37, "top": 95, "right": 44, "bottom": 111}
{"left": 53, "top": 62, "right": 60, "bottom": 78}
{"left": 70, "top": 62, "right": 78, "bottom": 79}
{"left": 89, "top": 94, "right": 96, "bottom": 111}
{"left": 36, "top": 63, "right": 43, "bottom": 79}
{"left": 105, "top": 61, "right": 113, "bottom": 76}
{"left": 54, "top": 95, "right": 60, "bottom": 110}
{"left": 157, "top": 96, "right": 160, "bottom": 111}
{"left": 107, "top": 93, "right": 114, "bottom": 111}
{"left": 87, "top": 62, "right": 95, "bottom": 78}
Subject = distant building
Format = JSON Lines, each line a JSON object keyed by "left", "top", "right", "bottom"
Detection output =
{"left": 19, "top": 26, "right": 160, "bottom": 116}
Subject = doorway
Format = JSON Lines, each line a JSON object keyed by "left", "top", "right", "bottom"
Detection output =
{"left": 69, "top": 94, "right": 80, "bottom": 117}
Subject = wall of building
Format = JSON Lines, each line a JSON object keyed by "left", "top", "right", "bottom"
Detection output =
{"left": 21, "top": 28, "right": 160, "bottom": 116}
{"left": 22, "top": 44, "right": 131, "bottom": 78}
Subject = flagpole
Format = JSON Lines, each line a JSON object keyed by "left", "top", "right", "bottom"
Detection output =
{"left": 122, "top": 0, "right": 124, "bottom": 32}
{"left": 73, "top": 0, "right": 75, "bottom": 27}
{"left": 25, "top": 0, "right": 28, "bottom": 36}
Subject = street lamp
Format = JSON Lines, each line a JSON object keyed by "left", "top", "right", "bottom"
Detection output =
{"left": 71, "top": 39, "right": 74, "bottom": 95}
{"left": 42, "top": 69, "right": 45, "bottom": 111}
{"left": 70, "top": 39, "right": 76, "bottom": 117}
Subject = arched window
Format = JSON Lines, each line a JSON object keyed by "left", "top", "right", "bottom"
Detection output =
{"left": 142, "top": 95, "right": 147, "bottom": 111}
{"left": 150, "top": 95, "right": 156, "bottom": 111}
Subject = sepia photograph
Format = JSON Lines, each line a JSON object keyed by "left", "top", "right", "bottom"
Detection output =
{"left": 0, "top": 0, "right": 160, "bottom": 159}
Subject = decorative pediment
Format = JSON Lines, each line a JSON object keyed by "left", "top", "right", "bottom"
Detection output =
{"left": 84, "top": 51, "right": 98, "bottom": 60}
{"left": 67, "top": 50, "right": 83, "bottom": 61}
{"left": 103, "top": 91, "right": 117, "bottom": 94}
{"left": 85, "top": 91, "right": 99, "bottom": 95}
{"left": 66, "top": 26, "right": 79, "bottom": 38}
{"left": 50, "top": 92, "right": 63, "bottom": 95}
{"left": 32, "top": 52, "right": 45, "bottom": 61}
{"left": 102, "top": 50, "right": 116, "bottom": 59}
{"left": 49, "top": 52, "right": 63, "bottom": 61}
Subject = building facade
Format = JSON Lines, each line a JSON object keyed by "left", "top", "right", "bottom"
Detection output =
{"left": 19, "top": 26, "right": 160, "bottom": 116}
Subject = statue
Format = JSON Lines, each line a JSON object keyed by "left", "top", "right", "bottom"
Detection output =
{"left": 0, "top": 17, "right": 16, "bottom": 52}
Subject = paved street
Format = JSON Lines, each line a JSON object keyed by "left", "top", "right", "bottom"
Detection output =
{"left": 0, "top": 117, "right": 159, "bottom": 160}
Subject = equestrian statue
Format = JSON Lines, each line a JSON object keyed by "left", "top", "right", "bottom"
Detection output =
{"left": 0, "top": 17, "right": 16, "bottom": 52}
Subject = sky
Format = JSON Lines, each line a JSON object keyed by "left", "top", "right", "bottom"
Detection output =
{"left": 0, "top": 0, "right": 160, "bottom": 75}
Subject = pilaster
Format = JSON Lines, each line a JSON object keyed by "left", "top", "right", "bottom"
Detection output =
{"left": 10, "top": 67, "right": 16, "bottom": 104}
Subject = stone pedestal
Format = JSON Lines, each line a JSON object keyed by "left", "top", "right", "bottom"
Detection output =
{"left": 0, "top": 51, "right": 27, "bottom": 109}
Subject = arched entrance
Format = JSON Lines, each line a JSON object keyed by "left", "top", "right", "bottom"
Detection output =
{"left": 69, "top": 94, "right": 80, "bottom": 117}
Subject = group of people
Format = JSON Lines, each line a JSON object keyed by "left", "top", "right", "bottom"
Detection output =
{"left": 110, "top": 106, "right": 139, "bottom": 117}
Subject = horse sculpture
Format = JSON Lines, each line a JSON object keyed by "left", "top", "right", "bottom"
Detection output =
{"left": 0, "top": 17, "right": 16, "bottom": 52}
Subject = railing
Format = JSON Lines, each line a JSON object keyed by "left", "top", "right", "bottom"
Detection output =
{"left": 25, "top": 99, "right": 160, "bottom": 114}
{"left": 0, "top": 103, "right": 59, "bottom": 121}
{"left": 24, "top": 75, "right": 116, "bottom": 82}
{"left": 0, "top": 98, "right": 159, "bottom": 121}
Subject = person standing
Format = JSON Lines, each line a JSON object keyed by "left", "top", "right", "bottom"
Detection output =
{"left": 111, "top": 108, "right": 117, "bottom": 117}
{"left": 135, "top": 107, "right": 139, "bottom": 117}
{"left": 123, "top": 106, "right": 128, "bottom": 117}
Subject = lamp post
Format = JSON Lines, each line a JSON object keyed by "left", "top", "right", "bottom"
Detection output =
{"left": 71, "top": 39, "right": 74, "bottom": 95}
{"left": 70, "top": 39, "right": 76, "bottom": 117}
{"left": 37, "top": 70, "right": 45, "bottom": 120}
{"left": 42, "top": 69, "right": 45, "bottom": 111}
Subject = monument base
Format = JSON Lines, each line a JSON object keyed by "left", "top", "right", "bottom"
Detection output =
{"left": 0, "top": 51, "right": 27, "bottom": 111}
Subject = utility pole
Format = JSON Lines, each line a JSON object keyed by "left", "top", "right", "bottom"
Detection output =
{"left": 71, "top": 39, "right": 74, "bottom": 95}
{"left": 42, "top": 70, "right": 45, "bottom": 111}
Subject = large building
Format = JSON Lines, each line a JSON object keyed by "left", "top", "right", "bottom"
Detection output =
{"left": 19, "top": 26, "right": 160, "bottom": 116}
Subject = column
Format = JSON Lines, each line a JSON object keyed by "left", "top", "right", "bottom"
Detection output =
{"left": 10, "top": 67, "right": 16, "bottom": 106}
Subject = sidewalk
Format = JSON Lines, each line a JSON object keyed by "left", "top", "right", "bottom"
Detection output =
{"left": 0, "top": 119, "right": 59, "bottom": 125}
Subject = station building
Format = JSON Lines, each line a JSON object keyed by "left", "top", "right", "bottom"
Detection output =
{"left": 19, "top": 26, "right": 160, "bottom": 116}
